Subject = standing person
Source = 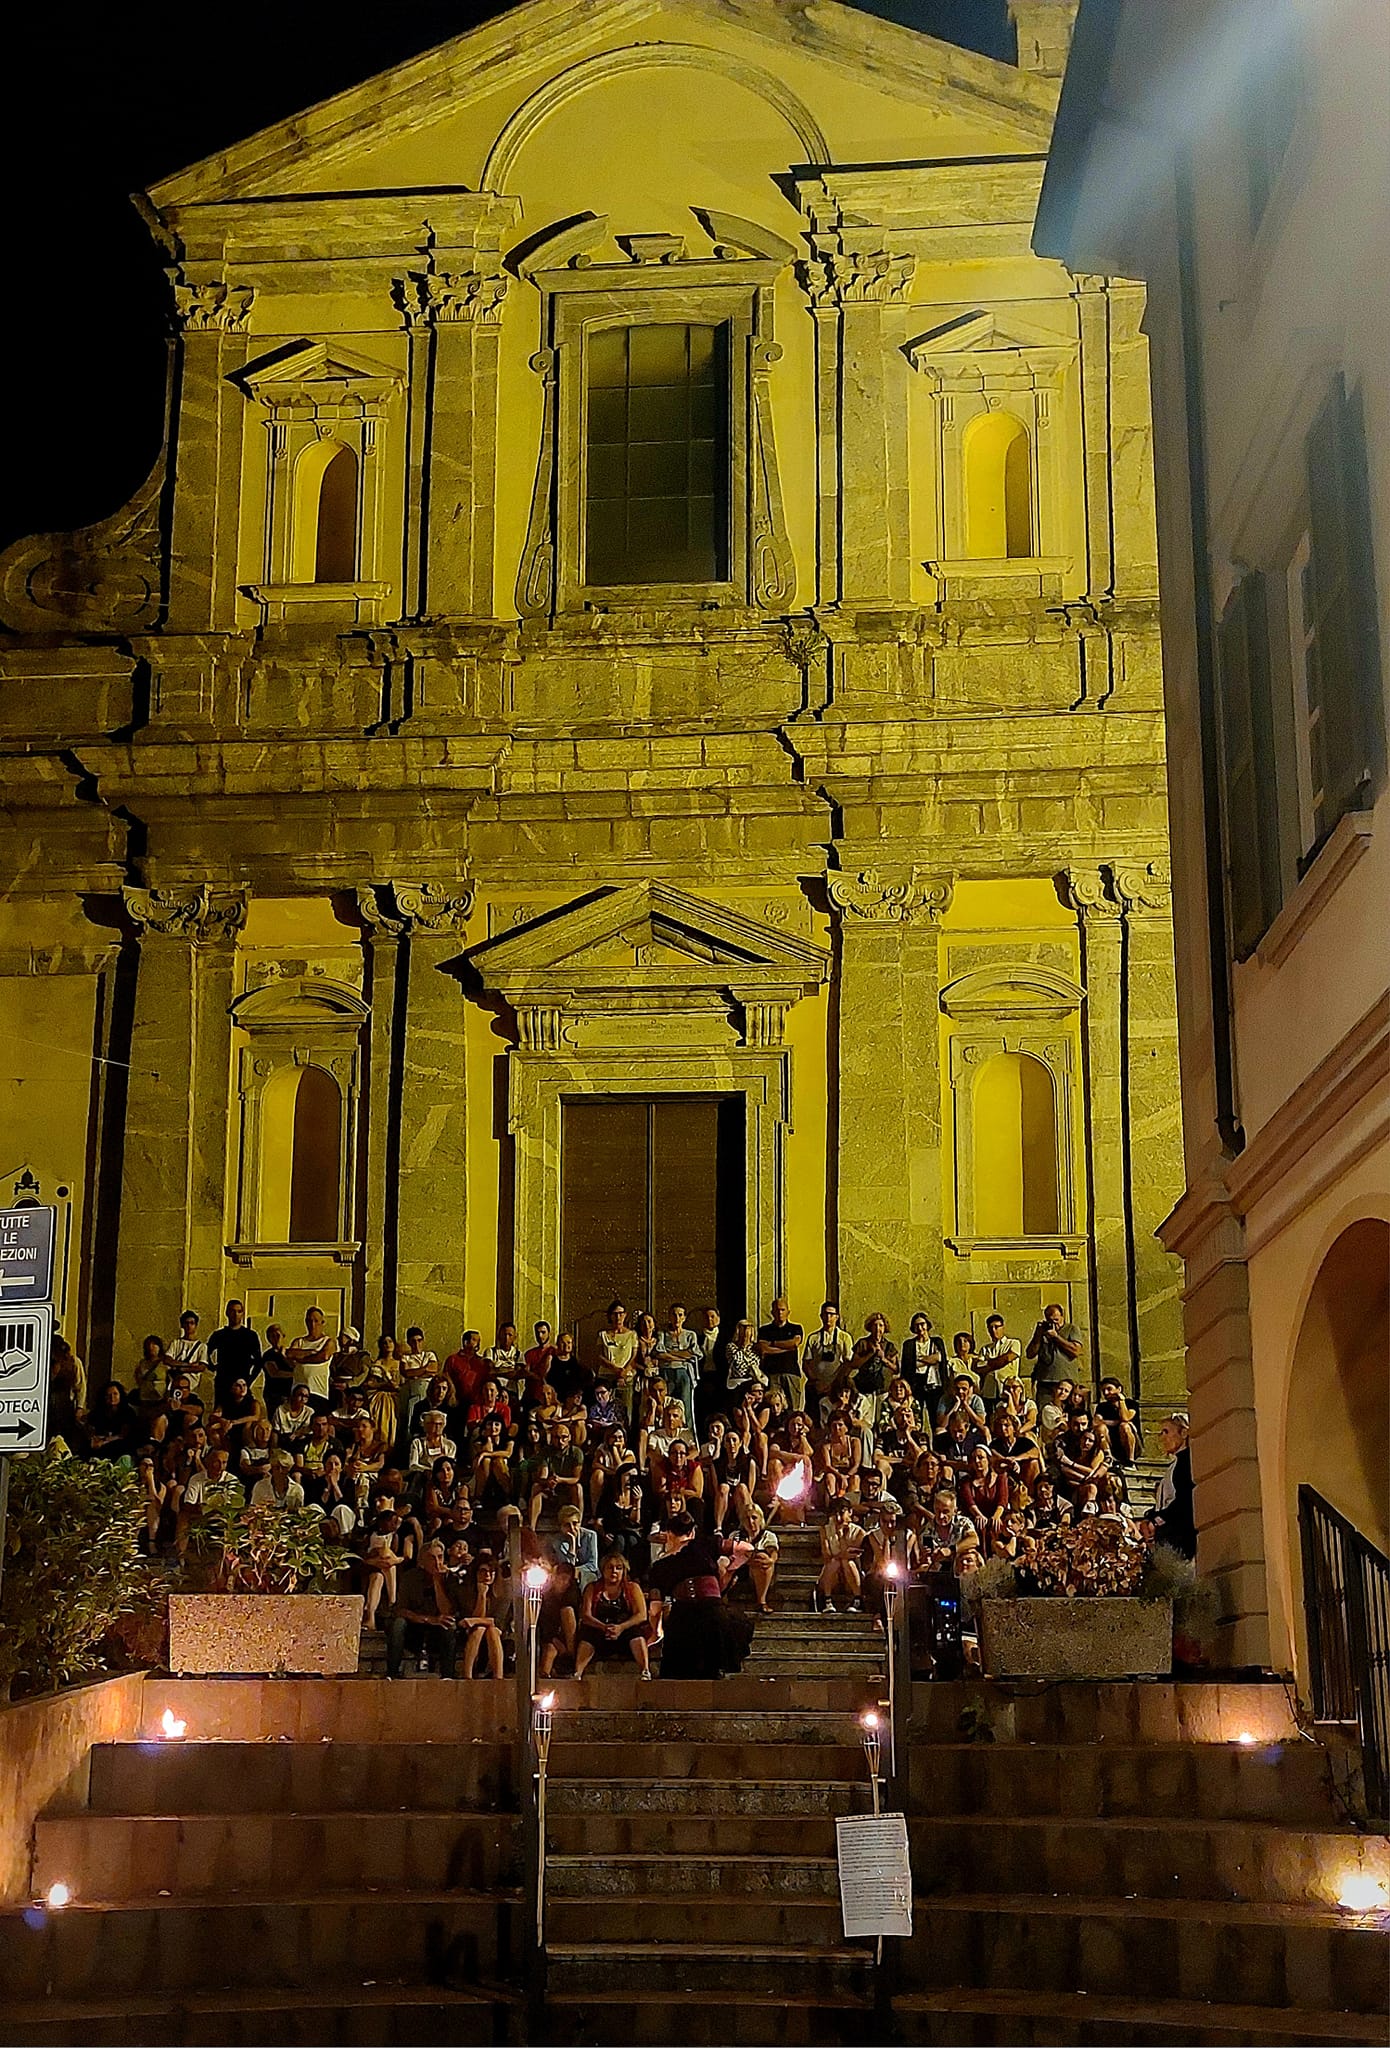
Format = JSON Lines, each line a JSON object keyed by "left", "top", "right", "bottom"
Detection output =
{"left": 131, "top": 1334, "right": 171, "bottom": 1415}
{"left": 400, "top": 1327, "right": 439, "bottom": 1415}
{"left": 647, "top": 1512, "right": 726, "bottom": 1679}
{"left": 804, "top": 1302, "right": 854, "bottom": 1420}
{"left": 757, "top": 1298, "right": 805, "bottom": 1414}
{"left": 977, "top": 1314, "right": 1022, "bottom": 1405}
{"left": 444, "top": 1329, "right": 489, "bottom": 1411}
{"left": 206, "top": 1300, "right": 262, "bottom": 1411}
{"left": 286, "top": 1307, "right": 334, "bottom": 1412}
{"left": 487, "top": 1321, "right": 528, "bottom": 1410}
{"left": 596, "top": 1301, "right": 638, "bottom": 1412}
{"left": 259, "top": 1323, "right": 294, "bottom": 1417}
{"left": 167, "top": 1309, "right": 210, "bottom": 1410}
{"left": 902, "top": 1312, "right": 949, "bottom": 1406}
{"left": 1026, "top": 1302, "right": 1084, "bottom": 1395}
{"left": 655, "top": 1304, "right": 701, "bottom": 1425}
{"left": 523, "top": 1321, "right": 559, "bottom": 1406}
{"left": 692, "top": 1305, "right": 725, "bottom": 1434}
{"left": 1150, "top": 1413, "right": 1196, "bottom": 1559}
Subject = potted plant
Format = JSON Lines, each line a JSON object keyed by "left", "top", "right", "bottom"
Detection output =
{"left": 0, "top": 1449, "right": 157, "bottom": 1702}
{"left": 972, "top": 1520, "right": 1174, "bottom": 1680}
{"left": 168, "top": 1499, "right": 363, "bottom": 1676}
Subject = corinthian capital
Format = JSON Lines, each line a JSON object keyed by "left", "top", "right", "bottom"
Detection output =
{"left": 172, "top": 278, "right": 255, "bottom": 333}
{"left": 124, "top": 885, "right": 247, "bottom": 944}
{"left": 358, "top": 880, "right": 475, "bottom": 935}
{"left": 396, "top": 268, "right": 509, "bottom": 328}
{"left": 1111, "top": 859, "right": 1172, "bottom": 916}
{"left": 801, "top": 246, "right": 915, "bottom": 307}
{"left": 827, "top": 869, "right": 953, "bottom": 926}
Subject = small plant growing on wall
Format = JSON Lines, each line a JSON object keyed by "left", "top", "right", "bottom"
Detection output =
{"left": 188, "top": 1498, "right": 340, "bottom": 1594}
{"left": 0, "top": 1450, "right": 154, "bottom": 1701}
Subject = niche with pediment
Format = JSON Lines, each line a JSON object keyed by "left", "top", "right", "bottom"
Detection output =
{"left": 229, "top": 977, "right": 369, "bottom": 1262}
{"left": 941, "top": 964, "right": 1085, "bottom": 1257}
{"left": 907, "top": 308, "right": 1079, "bottom": 601}
{"left": 240, "top": 340, "right": 403, "bottom": 625}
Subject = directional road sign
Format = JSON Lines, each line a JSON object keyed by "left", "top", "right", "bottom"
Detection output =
{"left": 0, "top": 1301, "right": 52, "bottom": 1453}
{"left": 0, "top": 1207, "right": 56, "bottom": 1306}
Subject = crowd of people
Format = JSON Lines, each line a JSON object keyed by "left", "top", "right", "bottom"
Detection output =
{"left": 46, "top": 1292, "right": 1196, "bottom": 1679}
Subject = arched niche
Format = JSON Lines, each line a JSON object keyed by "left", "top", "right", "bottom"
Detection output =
{"left": 964, "top": 411, "right": 1032, "bottom": 559}
{"left": 973, "top": 1050, "right": 1060, "bottom": 1237}
{"left": 229, "top": 977, "right": 368, "bottom": 1262}
{"left": 289, "top": 439, "right": 360, "bottom": 584}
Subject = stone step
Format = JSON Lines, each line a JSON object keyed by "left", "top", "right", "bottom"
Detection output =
{"left": 0, "top": 1893, "right": 519, "bottom": 2002}
{"left": 896, "top": 1893, "right": 1388, "bottom": 2012}
{"left": 547, "top": 1892, "right": 844, "bottom": 1947}
{"left": 546, "top": 1777, "right": 869, "bottom": 1819}
{"left": 893, "top": 1985, "right": 1390, "bottom": 2047}
{"left": 545, "top": 1941, "right": 871, "bottom": 2000}
{"left": 742, "top": 1655, "right": 884, "bottom": 1679}
{"left": 904, "top": 1679, "right": 1299, "bottom": 1747}
{"left": 543, "top": 1987, "right": 872, "bottom": 2046}
{"left": 32, "top": 1811, "right": 521, "bottom": 1901}
{"left": 0, "top": 1984, "right": 517, "bottom": 2048}
{"left": 905, "top": 1741, "right": 1338, "bottom": 1823}
{"left": 86, "top": 1742, "right": 515, "bottom": 1815}
{"left": 547, "top": 1740, "right": 864, "bottom": 1782}
{"left": 907, "top": 1813, "right": 1390, "bottom": 1908}
{"left": 547, "top": 1853, "right": 839, "bottom": 1900}
{"left": 519, "top": 1708, "right": 865, "bottom": 1745}
{"left": 546, "top": 1811, "right": 845, "bottom": 1858}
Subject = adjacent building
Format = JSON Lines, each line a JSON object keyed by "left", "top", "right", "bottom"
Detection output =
{"left": 1037, "top": 0, "right": 1389, "bottom": 1673}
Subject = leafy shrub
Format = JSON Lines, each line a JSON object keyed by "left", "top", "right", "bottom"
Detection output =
{"left": 186, "top": 1497, "right": 340, "bottom": 1594}
{"left": 0, "top": 1451, "right": 155, "bottom": 1701}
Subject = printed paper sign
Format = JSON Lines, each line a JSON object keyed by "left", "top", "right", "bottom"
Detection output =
{"left": 836, "top": 1813, "right": 913, "bottom": 1939}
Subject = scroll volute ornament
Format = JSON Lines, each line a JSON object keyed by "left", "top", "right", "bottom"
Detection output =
{"left": 124, "top": 885, "right": 248, "bottom": 944}
{"left": 827, "top": 870, "right": 953, "bottom": 926}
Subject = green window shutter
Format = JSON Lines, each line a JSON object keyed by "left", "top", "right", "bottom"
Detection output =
{"left": 1217, "top": 570, "right": 1281, "bottom": 958}
{"left": 1305, "top": 375, "right": 1385, "bottom": 846}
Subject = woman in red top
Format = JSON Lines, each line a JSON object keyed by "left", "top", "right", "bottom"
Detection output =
{"left": 960, "top": 1442, "right": 1010, "bottom": 1538}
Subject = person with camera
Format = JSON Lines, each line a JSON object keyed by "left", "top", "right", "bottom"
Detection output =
{"left": 1026, "top": 1302, "right": 1084, "bottom": 1392}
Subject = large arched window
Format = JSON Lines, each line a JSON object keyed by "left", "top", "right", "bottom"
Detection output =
{"left": 964, "top": 411, "right": 1033, "bottom": 559}
{"left": 972, "top": 1051, "right": 1059, "bottom": 1236}
{"left": 257, "top": 1064, "right": 343, "bottom": 1244}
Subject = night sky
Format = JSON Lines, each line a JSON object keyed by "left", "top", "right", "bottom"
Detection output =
{"left": 3, "top": 0, "right": 1013, "bottom": 554}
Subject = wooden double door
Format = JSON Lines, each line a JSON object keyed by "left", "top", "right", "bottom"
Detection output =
{"left": 560, "top": 1095, "right": 746, "bottom": 1357}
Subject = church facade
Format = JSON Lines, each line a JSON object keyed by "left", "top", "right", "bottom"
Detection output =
{"left": 0, "top": 0, "right": 1187, "bottom": 1417}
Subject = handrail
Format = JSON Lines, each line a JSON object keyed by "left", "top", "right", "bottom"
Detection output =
{"left": 508, "top": 1521, "right": 546, "bottom": 2031}
{"left": 1298, "top": 1484, "right": 1390, "bottom": 1823}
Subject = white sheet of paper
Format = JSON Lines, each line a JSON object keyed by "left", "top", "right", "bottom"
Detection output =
{"left": 836, "top": 1812, "right": 914, "bottom": 1938}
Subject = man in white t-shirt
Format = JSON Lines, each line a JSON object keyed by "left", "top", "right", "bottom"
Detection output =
{"left": 251, "top": 1455, "right": 306, "bottom": 1511}
{"left": 977, "top": 1314, "right": 1023, "bottom": 1405}
{"left": 166, "top": 1309, "right": 212, "bottom": 1410}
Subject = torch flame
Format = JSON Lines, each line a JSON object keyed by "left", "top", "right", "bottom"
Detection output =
{"left": 523, "top": 1563, "right": 549, "bottom": 1591}
{"left": 775, "top": 1465, "right": 808, "bottom": 1502}
{"left": 160, "top": 1709, "right": 187, "bottom": 1739}
{"left": 536, "top": 1691, "right": 556, "bottom": 1712}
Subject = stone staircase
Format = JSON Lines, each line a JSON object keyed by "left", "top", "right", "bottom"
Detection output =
{"left": 743, "top": 1520, "right": 885, "bottom": 1682}
{"left": 2, "top": 1675, "right": 1386, "bottom": 2047}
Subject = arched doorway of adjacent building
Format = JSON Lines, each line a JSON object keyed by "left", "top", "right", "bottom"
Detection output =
{"left": 1284, "top": 1216, "right": 1389, "bottom": 1695}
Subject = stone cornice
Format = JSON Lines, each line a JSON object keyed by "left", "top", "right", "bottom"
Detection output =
{"left": 1225, "top": 993, "right": 1390, "bottom": 1224}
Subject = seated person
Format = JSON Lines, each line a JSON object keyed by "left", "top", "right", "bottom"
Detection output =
{"left": 385, "top": 1540, "right": 457, "bottom": 1678}
{"left": 408, "top": 1407, "right": 458, "bottom": 1473}
{"left": 548, "top": 1502, "right": 600, "bottom": 1589}
{"left": 465, "top": 1378, "right": 514, "bottom": 1438}
{"left": 1055, "top": 1420, "right": 1108, "bottom": 1501}
{"left": 408, "top": 1375, "right": 456, "bottom": 1439}
{"left": 273, "top": 1384, "right": 316, "bottom": 1446}
{"left": 718, "top": 1499, "right": 779, "bottom": 1613}
{"left": 652, "top": 1436, "right": 704, "bottom": 1524}
{"left": 935, "top": 1372, "right": 988, "bottom": 1432}
{"left": 1095, "top": 1377, "right": 1140, "bottom": 1466}
{"left": 916, "top": 1486, "right": 980, "bottom": 1581}
{"left": 574, "top": 1551, "right": 650, "bottom": 1679}
{"left": 934, "top": 1407, "right": 988, "bottom": 1483}
{"left": 815, "top": 1413, "right": 862, "bottom": 1506}
{"left": 536, "top": 1556, "right": 582, "bottom": 1678}
{"left": 817, "top": 1497, "right": 867, "bottom": 1613}
{"left": 422, "top": 1455, "right": 471, "bottom": 1540}
{"left": 304, "top": 1448, "right": 357, "bottom": 1539}
{"left": 361, "top": 1510, "right": 408, "bottom": 1629}
{"left": 989, "top": 1408, "right": 1042, "bottom": 1492}
{"left": 960, "top": 1443, "right": 1010, "bottom": 1539}
{"left": 469, "top": 1414, "right": 514, "bottom": 1517}
{"left": 454, "top": 1550, "right": 509, "bottom": 1678}
{"left": 1030, "top": 1475, "right": 1072, "bottom": 1530}
{"left": 545, "top": 1422, "right": 586, "bottom": 1520}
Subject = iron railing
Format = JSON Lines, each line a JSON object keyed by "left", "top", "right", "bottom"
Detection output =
{"left": 1299, "top": 1484, "right": 1390, "bottom": 1823}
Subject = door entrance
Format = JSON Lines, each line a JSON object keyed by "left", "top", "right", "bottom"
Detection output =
{"left": 560, "top": 1095, "right": 746, "bottom": 1358}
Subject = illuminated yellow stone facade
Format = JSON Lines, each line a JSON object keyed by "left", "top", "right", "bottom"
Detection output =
{"left": 0, "top": 0, "right": 1187, "bottom": 1417}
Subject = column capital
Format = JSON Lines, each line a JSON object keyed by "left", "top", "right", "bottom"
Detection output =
{"left": 1062, "top": 864, "right": 1123, "bottom": 925}
{"left": 357, "top": 880, "right": 475, "bottom": 935}
{"left": 800, "top": 245, "right": 915, "bottom": 307}
{"left": 123, "top": 884, "right": 247, "bottom": 945}
{"left": 1111, "top": 859, "right": 1173, "bottom": 918}
{"left": 394, "top": 267, "right": 509, "bottom": 329}
{"left": 827, "top": 868, "right": 953, "bottom": 926}
{"left": 170, "top": 275, "right": 256, "bottom": 333}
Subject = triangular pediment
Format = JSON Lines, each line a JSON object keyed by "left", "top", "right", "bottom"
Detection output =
{"left": 241, "top": 339, "right": 402, "bottom": 398}
{"left": 468, "top": 883, "right": 827, "bottom": 994}
{"left": 147, "top": 0, "right": 1054, "bottom": 211}
{"left": 906, "top": 307, "right": 1075, "bottom": 363}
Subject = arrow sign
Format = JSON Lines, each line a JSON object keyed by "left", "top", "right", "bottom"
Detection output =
{"left": 0, "top": 1301, "right": 51, "bottom": 1456}
{"left": 0, "top": 1209, "right": 55, "bottom": 1306}
{"left": 0, "top": 1420, "right": 36, "bottom": 1441}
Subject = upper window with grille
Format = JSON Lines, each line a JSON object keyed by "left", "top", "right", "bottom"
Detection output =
{"left": 584, "top": 323, "right": 730, "bottom": 588}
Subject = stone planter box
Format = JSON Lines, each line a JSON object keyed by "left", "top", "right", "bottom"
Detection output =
{"left": 979, "top": 1597, "right": 1172, "bottom": 1680}
{"left": 168, "top": 1594, "right": 364, "bottom": 1676}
